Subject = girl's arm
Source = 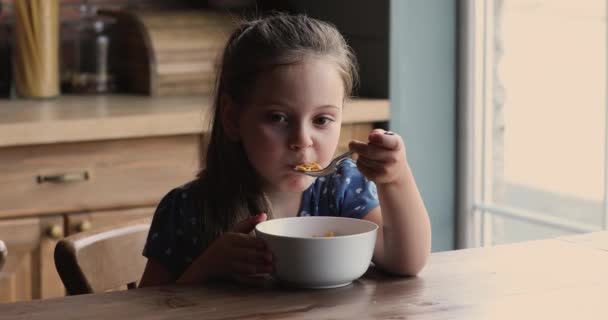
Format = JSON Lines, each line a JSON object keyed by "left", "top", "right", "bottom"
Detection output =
{"left": 139, "top": 259, "right": 175, "bottom": 287}
{"left": 139, "top": 251, "right": 215, "bottom": 287}
{"left": 139, "top": 213, "right": 272, "bottom": 287}
{"left": 350, "top": 130, "right": 432, "bottom": 276}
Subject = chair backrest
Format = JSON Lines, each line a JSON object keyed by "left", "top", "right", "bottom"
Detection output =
{"left": 54, "top": 219, "right": 150, "bottom": 295}
{"left": 0, "top": 240, "right": 6, "bottom": 271}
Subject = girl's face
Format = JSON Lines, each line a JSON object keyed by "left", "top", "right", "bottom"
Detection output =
{"left": 233, "top": 57, "right": 344, "bottom": 193}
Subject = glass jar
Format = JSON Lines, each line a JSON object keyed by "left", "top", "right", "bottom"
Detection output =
{"left": 66, "top": 5, "right": 116, "bottom": 94}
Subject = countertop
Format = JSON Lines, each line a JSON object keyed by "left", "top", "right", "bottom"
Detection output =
{"left": 0, "top": 95, "right": 390, "bottom": 148}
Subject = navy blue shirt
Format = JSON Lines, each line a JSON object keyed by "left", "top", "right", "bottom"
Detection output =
{"left": 143, "top": 158, "right": 379, "bottom": 277}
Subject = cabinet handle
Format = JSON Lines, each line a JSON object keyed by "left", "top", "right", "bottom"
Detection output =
{"left": 77, "top": 220, "right": 92, "bottom": 232}
{"left": 37, "top": 171, "right": 89, "bottom": 184}
{"left": 47, "top": 225, "right": 63, "bottom": 239}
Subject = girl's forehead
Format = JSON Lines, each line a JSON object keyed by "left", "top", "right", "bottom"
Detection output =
{"left": 247, "top": 58, "right": 345, "bottom": 107}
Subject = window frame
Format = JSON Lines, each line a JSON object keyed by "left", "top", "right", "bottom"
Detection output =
{"left": 458, "top": 0, "right": 605, "bottom": 249}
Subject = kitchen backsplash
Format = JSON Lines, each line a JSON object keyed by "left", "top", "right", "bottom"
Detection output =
{"left": 0, "top": 0, "right": 197, "bottom": 97}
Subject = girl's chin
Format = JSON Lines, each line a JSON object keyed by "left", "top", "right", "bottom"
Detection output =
{"left": 278, "top": 175, "right": 315, "bottom": 192}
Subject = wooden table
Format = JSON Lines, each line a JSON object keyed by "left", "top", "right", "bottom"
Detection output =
{"left": 2, "top": 232, "right": 608, "bottom": 320}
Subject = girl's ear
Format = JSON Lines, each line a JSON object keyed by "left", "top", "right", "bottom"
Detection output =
{"left": 220, "top": 95, "right": 240, "bottom": 141}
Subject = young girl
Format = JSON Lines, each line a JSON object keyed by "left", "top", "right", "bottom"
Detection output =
{"left": 139, "top": 13, "right": 431, "bottom": 287}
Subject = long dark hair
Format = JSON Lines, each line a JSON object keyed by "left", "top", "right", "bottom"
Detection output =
{"left": 194, "top": 13, "right": 359, "bottom": 247}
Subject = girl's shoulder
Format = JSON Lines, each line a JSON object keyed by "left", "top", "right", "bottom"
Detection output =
{"left": 330, "top": 158, "right": 376, "bottom": 193}
{"left": 153, "top": 179, "right": 203, "bottom": 222}
{"left": 301, "top": 158, "right": 378, "bottom": 218}
{"left": 144, "top": 179, "right": 205, "bottom": 276}
{"left": 311, "top": 158, "right": 368, "bottom": 189}
{"left": 335, "top": 158, "right": 360, "bottom": 176}
{"left": 156, "top": 180, "right": 196, "bottom": 206}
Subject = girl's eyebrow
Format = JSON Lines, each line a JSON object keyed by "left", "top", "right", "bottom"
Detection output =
{"left": 316, "top": 104, "right": 341, "bottom": 111}
{"left": 259, "top": 101, "right": 341, "bottom": 111}
{"left": 255, "top": 99, "right": 290, "bottom": 108}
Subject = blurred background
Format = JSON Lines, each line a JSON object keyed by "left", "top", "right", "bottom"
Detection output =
{"left": 1, "top": 0, "right": 607, "bottom": 302}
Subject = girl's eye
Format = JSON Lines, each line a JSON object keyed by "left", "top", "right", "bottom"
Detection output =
{"left": 313, "top": 116, "right": 334, "bottom": 126}
{"left": 268, "top": 113, "right": 288, "bottom": 123}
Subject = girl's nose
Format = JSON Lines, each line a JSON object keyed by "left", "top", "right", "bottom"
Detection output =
{"left": 288, "top": 125, "right": 313, "bottom": 150}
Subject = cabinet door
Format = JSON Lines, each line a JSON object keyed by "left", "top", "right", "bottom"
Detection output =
{"left": 0, "top": 135, "right": 199, "bottom": 217}
{"left": 0, "top": 216, "right": 64, "bottom": 302}
{"left": 66, "top": 207, "right": 155, "bottom": 236}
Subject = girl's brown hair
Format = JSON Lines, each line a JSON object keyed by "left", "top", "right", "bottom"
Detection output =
{"left": 193, "top": 13, "right": 359, "bottom": 248}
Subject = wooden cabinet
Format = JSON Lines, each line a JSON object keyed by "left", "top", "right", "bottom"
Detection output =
{"left": 0, "top": 135, "right": 200, "bottom": 217}
{"left": 0, "top": 135, "right": 200, "bottom": 302}
{"left": 0, "top": 216, "right": 64, "bottom": 302}
{"left": 0, "top": 208, "right": 156, "bottom": 302}
{"left": 0, "top": 95, "right": 387, "bottom": 303}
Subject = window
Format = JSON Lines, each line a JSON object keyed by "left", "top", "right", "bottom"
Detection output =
{"left": 461, "top": 0, "right": 606, "bottom": 247}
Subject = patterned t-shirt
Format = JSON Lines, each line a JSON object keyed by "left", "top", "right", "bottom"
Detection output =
{"left": 298, "top": 158, "right": 379, "bottom": 218}
{"left": 142, "top": 158, "right": 380, "bottom": 278}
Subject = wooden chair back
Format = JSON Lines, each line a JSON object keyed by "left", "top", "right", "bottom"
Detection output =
{"left": 54, "top": 219, "right": 150, "bottom": 295}
{"left": 0, "top": 240, "right": 6, "bottom": 271}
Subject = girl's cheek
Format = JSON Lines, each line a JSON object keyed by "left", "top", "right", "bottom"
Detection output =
{"left": 260, "top": 127, "right": 287, "bottom": 146}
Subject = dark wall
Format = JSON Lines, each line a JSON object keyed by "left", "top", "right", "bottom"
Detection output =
{"left": 259, "top": 0, "right": 389, "bottom": 98}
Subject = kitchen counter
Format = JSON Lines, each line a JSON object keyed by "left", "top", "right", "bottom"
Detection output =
{"left": 0, "top": 95, "right": 390, "bottom": 147}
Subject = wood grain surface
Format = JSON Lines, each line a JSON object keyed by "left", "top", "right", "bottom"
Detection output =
{"left": 1, "top": 231, "right": 607, "bottom": 319}
{"left": 0, "top": 95, "right": 389, "bottom": 147}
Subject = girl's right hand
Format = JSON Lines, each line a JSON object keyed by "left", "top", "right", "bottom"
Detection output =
{"left": 202, "top": 213, "right": 273, "bottom": 277}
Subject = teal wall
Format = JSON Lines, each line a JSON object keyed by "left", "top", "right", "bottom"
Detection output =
{"left": 390, "top": 0, "right": 457, "bottom": 251}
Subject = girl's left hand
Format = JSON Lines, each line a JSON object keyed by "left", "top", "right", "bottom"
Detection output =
{"left": 349, "top": 129, "right": 407, "bottom": 186}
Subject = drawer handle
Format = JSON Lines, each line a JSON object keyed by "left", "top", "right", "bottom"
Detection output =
{"left": 47, "top": 225, "right": 63, "bottom": 239}
{"left": 77, "top": 220, "right": 92, "bottom": 232}
{"left": 37, "top": 171, "right": 89, "bottom": 184}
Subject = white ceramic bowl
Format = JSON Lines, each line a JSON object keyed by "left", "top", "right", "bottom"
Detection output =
{"left": 255, "top": 216, "right": 378, "bottom": 289}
